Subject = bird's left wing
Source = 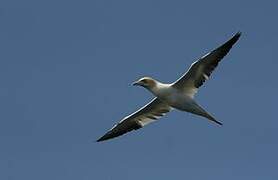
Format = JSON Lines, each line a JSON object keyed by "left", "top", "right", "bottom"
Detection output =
{"left": 173, "top": 32, "right": 241, "bottom": 97}
{"left": 97, "top": 98, "right": 171, "bottom": 142}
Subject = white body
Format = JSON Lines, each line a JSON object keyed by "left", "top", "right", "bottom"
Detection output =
{"left": 149, "top": 82, "right": 215, "bottom": 121}
{"left": 97, "top": 32, "right": 241, "bottom": 142}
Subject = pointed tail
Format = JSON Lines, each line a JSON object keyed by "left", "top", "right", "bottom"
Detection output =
{"left": 205, "top": 113, "right": 223, "bottom": 126}
{"left": 192, "top": 102, "right": 223, "bottom": 126}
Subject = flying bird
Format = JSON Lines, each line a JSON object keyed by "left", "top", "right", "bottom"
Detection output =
{"left": 97, "top": 32, "right": 241, "bottom": 142}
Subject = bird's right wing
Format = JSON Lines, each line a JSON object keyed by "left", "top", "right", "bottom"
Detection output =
{"left": 97, "top": 98, "right": 171, "bottom": 142}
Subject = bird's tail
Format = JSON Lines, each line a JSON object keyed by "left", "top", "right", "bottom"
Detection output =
{"left": 204, "top": 113, "right": 223, "bottom": 126}
{"left": 192, "top": 103, "right": 223, "bottom": 126}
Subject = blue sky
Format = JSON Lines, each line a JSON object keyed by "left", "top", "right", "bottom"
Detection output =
{"left": 0, "top": 0, "right": 277, "bottom": 179}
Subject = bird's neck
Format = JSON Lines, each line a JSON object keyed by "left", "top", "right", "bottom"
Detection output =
{"left": 148, "top": 81, "right": 171, "bottom": 97}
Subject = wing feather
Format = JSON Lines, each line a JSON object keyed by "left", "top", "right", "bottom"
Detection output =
{"left": 97, "top": 98, "right": 171, "bottom": 142}
{"left": 173, "top": 32, "right": 241, "bottom": 97}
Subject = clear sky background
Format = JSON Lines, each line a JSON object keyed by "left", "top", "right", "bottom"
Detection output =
{"left": 1, "top": 0, "right": 277, "bottom": 179}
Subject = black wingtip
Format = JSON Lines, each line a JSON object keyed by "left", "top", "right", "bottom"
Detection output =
{"left": 233, "top": 31, "right": 242, "bottom": 41}
{"left": 96, "top": 135, "right": 108, "bottom": 142}
{"left": 230, "top": 31, "right": 241, "bottom": 42}
{"left": 234, "top": 31, "right": 242, "bottom": 39}
{"left": 236, "top": 31, "right": 242, "bottom": 36}
{"left": 96, "top": 138, "right": 105, "bottom": 142}
{"left": 215, "top": 120, "right": 223, "bottom": 126}
{"left": 96, "top": 131, "right": 115, "bottom": 142}
{"left": 219, "top": 31, "right": 241, "bottom": 50}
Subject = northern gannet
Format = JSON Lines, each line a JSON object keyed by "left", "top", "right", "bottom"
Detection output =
{"left": 97, "top": 32, "right": 241, "bottom": 142}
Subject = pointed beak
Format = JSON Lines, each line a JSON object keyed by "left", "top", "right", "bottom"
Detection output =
{"left": 132, "top": 80, "right": 140, "bottom": 86}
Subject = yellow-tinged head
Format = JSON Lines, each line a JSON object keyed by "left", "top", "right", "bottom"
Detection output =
{"left": 132, "top": 77, "right": 157, "bottom": 89}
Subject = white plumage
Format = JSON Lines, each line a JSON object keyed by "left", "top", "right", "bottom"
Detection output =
{"left": 97, "top": 32, "right": 241, "bottom": 142}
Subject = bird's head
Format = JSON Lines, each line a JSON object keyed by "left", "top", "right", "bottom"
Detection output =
{"left": 132, "top": 77, "right": 157, "bottom": 90}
